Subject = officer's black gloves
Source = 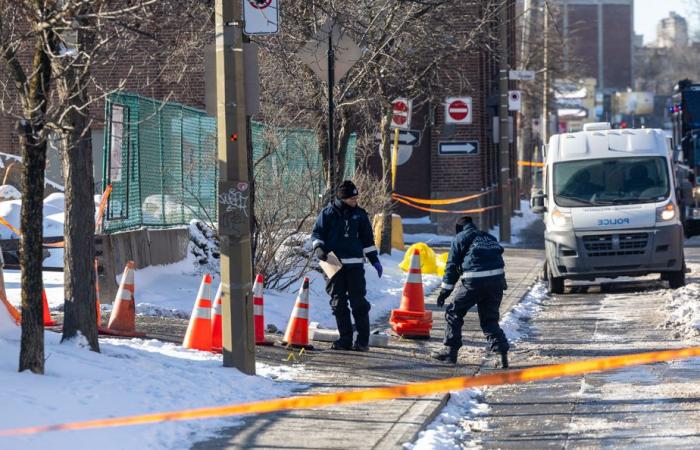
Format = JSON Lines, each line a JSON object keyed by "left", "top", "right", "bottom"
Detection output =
{"left": 436, "top": 288, "right": 452, "bottom": 307}
{"left": 314, "top": 246, "right": 328, "bottom": 261}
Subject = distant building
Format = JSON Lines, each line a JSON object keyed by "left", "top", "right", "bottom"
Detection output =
{"left": 656, "top": 12, "right": 689, "bottom": 48}
{"left": 558, "top": 0, "right": 634, "bottom": 92}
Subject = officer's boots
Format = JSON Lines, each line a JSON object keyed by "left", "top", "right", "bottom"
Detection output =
{"left": 500, "top": 351, "right": 509, "bottom": 369}
{"left": 431, "top": 346, "right": 459, "bottom": 364}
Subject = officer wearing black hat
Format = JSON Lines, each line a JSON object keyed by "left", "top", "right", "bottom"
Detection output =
{"left": 311, "top": 180, "right": 382, "bottom": 352}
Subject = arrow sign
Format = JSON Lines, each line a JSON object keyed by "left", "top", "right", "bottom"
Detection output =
{"left": 438, "top": 141, "right": 479, "bottom": 155}
{"left": 374, "top": 130, "right": 420, "bottom": 146}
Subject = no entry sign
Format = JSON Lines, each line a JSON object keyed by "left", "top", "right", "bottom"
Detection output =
{"left": 391, "top": 98, "right": 412, "bottom": 130}
{"left": 243, "top": 0, "right": 279, "bottom": 35}
{"left": 445, "top": 97, "right": 472, "bottom": 124}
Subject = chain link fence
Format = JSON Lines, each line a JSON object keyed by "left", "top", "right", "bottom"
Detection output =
{"left": 103, "top": 92, "right": 355, "bottom": 233}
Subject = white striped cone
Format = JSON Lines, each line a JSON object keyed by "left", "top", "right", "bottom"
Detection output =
{"left": 283, "top": 277, "right": 311, "bottom": 347}
{"left": 253, "top": 274, "right": 266, "bottom": 344}
{"left": 183, "top": 274, "right": 213, "bottom": 351}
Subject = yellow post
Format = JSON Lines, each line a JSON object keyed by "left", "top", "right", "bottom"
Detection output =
{"left": 391, "top": 127, "right": 400, "bottom": 190}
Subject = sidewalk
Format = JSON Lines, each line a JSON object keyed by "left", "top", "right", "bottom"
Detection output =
{"left": 192, "top": 248, "right": 544, "bottom": 450}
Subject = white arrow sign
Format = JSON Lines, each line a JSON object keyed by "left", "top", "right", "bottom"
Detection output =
{"left": 374, "top": 130, "right": 420, "bottom": 146}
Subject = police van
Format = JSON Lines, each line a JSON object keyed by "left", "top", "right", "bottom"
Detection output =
{"left": 531, "top": 123, "right": 686, "bottom": 294}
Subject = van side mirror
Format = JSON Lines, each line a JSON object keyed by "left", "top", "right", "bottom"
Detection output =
{"left": 530, "top": 190, "right": 546, "bottom": 214}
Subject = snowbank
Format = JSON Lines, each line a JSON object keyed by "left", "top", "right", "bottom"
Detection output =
{"left": 664, "top": 264, "right": 700, "bottom": 338}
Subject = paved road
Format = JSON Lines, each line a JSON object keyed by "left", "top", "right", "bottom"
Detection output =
{"left": 470, "top": 248, "right": 700, "bottom": 449}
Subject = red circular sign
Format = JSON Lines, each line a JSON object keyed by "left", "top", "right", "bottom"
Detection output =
{"left": 448, "top": 100, "right": 469, "bottom": 121}
{"left": 392, "top": 100, "right": 409, "bottom": 126}
{"left": 249, "top": 0, "right": 272, "bottom": 9}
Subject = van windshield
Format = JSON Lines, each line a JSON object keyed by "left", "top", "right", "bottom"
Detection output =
{"left": 553, "top": 157, "right": 670, "bottom": 207}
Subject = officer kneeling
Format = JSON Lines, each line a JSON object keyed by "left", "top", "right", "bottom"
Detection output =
{"left": 431, "top": 216, "right": 509, "bottom": 368}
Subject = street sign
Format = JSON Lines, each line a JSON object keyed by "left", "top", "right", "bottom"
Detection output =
{"left": 374, "top": 130, "right": 420, "bottom": 145}
{"left": 243, "top": 0, "right": 279, "bottom": 35}
{"left": 509, "top": 70, "right": 535, "bottom": 81}
{"left": 508, "top": 90, "right": 522, "bottom": 112}
{"left": 391, "top": 98, "right": 412, "bottom": 130}
{"left": 445, "top": 97, "right": 472, "bottom": 124}
{"left": 438, "top": 141, "right": 479, "bottom": 155}
{"left": 296, "top": 21, "right": 362, "bottom": 83}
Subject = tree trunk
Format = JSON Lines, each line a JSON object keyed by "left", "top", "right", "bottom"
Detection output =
{"left": 378, "top": 110, "right": 393, "bottom": 255}
{"left": 18, "top": 120, "right": 46, "bottom": 374}
{"left": 58, "top": 20, "right": 100, "bottom": 352}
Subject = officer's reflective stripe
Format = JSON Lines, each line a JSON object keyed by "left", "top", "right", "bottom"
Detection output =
{"left": 441, "top": 282, "right": 454, "bottom": 290}
{"left": 312, "top": 239, "right": 324, "bottom": 248}
{"left": 254, "top": 304, "right": 264, "bottom": 316}
{"left": 192, "top": 307, "right": 211, "bottom": 319}
{"left": 460, "top": 268, "right": 504, "bottom": 279}
{"left": 363, "top": 245, "right": 377, "bottom": 254}
{"left": 340, "top": 257, "right": 364, "bottom": 264}
{"left": 407, "top": 272, "right": 422, "bottom": 283}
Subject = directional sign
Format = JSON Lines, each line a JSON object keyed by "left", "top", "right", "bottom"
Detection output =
{"left": 509, "top": 70, "right": 536, "bottom": 81}
{"left": 438, "top": 141, "right": 479, "bottom": 155}
{"left": 374, "top": 130, "right": 420, "bottom": 146}
{"left": 391, "top": 98, "right": 412, "bottom": 130}
{"left": 243, "top": 0, "right": 279, "bottom": 35}
{"left": 445, "top": 97, "right": 472, "bottom": 124}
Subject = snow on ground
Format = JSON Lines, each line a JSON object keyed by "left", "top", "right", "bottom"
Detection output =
{"left": 404, "top": 232, "right": 452, "bottom": 247}
{"left": 0, "top": 305, "right": 302, "bottom": 450}
{"left": 500, "top": 281, "right": 547, "bottom": 343}
{"left": 663, "top": 263, "right": 700, "bottom": 338}
{"left": 407, "top": 389, "right": 489, "bottom": 450}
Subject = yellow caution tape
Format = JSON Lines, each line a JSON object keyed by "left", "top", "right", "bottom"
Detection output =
{"left": 2, "top": 346, "right": 700, "bottom": 436}
{"left": 0, "top": 216, "right": 20, "bottom": 237}
{"left": 517, "top": 161, "right": 544, "bottom": 167}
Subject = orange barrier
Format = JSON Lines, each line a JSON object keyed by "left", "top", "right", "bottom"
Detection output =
{"left": 183, "top": 274, "right": 213, "bottom": 352}
{"left": 95, "top": 185, "right": 112, "bottom": 233}
{"left": 4, "top": 346, "right": 700, "bottom": 437}
{"left": 392, "top": 190, "right": 495, "bottom": 206}
{"left": 211, "top": 283, "right": 223, "bottom": 353}
{"left": 282, "top": 277, "right": 313, "bottom": 350}
{"left": 42, "top": 290, "right": 57, "bottom": 327}
{"left": 390, "top": 249, "right": 432, "bottom": 338}
{"left": 101, "top": 261, "right": 145, "bottom": 338}
{"left": 393, "top": 196, "right": 502, "bottom": 215}
{"left": 517, "top": 161, "right": 544, "bottom": 167}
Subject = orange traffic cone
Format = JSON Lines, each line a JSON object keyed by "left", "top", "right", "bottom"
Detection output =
{"left": 101, "top": 261, "right": 145, "bottom": 337}
{"left": 183, "top": 274, "right": 213, "bottom": 351}
{"left": 253, "top": 274, "right": 273, "bottom": 346}
{"left": 390, "top": 249, "right": 433, "bottom": 338}
{"left": 211, "top": 282, "right": 222, "bottom": 352}
{"left": 1, "top": 295, "right": 20, "bottom": 326}
{"left": 42, "top": 289, "right": 57, "bottom": 327}
{"left": 282, "top": 277, "right": 313, "bottom": 350}
{"left": 94, "top": 259, "right": 101, "bottom": 327}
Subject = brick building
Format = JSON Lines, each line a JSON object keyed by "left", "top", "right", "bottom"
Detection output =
{"left": 559, "top": 0, "right": 634, "bottom": 92}
{"left": 393, "top": 0, "right": 518, "bottom": 233}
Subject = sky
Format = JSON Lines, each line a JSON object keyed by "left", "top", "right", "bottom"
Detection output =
{"left": 635, "top": 0, "right": 696, "bottom": 44}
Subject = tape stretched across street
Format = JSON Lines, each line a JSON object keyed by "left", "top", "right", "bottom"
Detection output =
{"left": 3, "top": 346, "right": 700, "bottom": 437}
{"left": 517, "top": 161, "right": 544, "bottom": 167}
{"left": 392, "top": 190, "right": 495, "bottom": 206}
{"left": 0, "top": 216, "right": 64, "bottom": 248}
{"left": 393, "top": 196, "right": 501, "bottom": 214}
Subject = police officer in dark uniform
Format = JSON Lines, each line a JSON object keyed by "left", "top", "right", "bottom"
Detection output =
{"left": 311, "top": 180, "right": 383, "bottom": 352}
{"left": 431, "top": 216, "right": 509, "bottom": 367}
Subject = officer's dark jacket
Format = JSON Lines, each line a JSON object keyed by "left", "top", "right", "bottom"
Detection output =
{"left": 311, "top": 199, "right": 379, "bottom": 266}
{"left": 441, "top": 223, "right": 504, "bottom": 290}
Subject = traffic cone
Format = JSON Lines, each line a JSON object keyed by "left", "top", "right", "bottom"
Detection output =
{"left": 1, "top": 295, "right": 20, "bottom": 326}
{"left": 94, "top": 259, "right": 101, "bottom": 327}
{"left": 211, "top": 282, "right": 222, "bottom": 352}
{"left": 282, "top": 277, "right": 313, "bottom": 350}
{"left": 253, "top": 274, "right": 274, "bottom": 346}
{"left": 42, "top": 289, "right": 57, "bottom": 327}
{"left": 390, "top": 249, "right": 433, "bottom": 338}
{"left": 183, "top": 274, "right": 213, "bottom": 351}
{"left": 101, "top": 261, "right": 145, "bottom": 337}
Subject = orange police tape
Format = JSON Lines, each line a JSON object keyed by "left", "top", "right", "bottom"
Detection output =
{"left": 392, "top": 195, "right": 502, "bottom": 215}
{"left": 2, "top": 345, "right": 700, "bottom": 437}
{"left": 0, "top": 216, "right": 64, "bottom": 248}
{"left": 392, "top": 190, "right": 495, "bottom": 206}
{"left": 517, "top": 161, "right": 544, "bottom": 167}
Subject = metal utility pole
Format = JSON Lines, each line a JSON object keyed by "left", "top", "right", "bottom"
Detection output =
{"left": 327, "top": 28, "right": 335, "bottom": 196}
{"left": 499, "top": 0, "right": 512, "bottom": 243}
{"left": 542, "top": 0, "right": 550, "bottom": 145}
{"left": 214, "top": 0, "right": 255, "bottom": 375}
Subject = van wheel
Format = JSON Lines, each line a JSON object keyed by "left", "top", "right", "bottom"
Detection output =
{"left": 665, "top": 265, "right": 686, "bottom": 290}
{"left": 545, "top": 261, "right": 565, "bottom": 295}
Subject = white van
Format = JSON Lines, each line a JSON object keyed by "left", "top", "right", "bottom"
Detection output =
{"left": 531, "top": 123, "right": 686, "bottom": 294}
